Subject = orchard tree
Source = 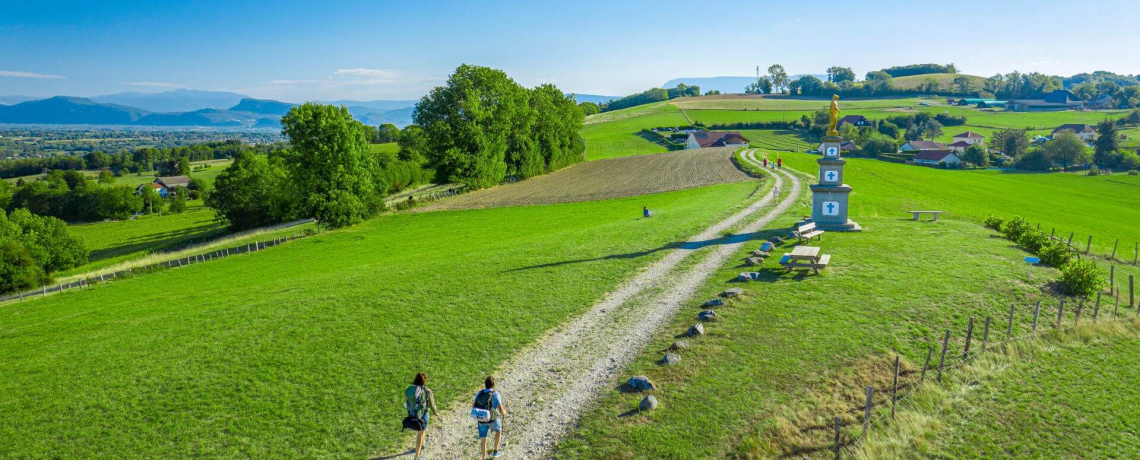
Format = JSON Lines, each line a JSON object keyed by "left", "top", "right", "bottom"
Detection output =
{"left": 281, "top": 103, "right": 386, "bottom": 228}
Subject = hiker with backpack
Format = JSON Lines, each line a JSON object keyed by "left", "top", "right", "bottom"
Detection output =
{"left": 470, "top": 376, "right": 507, "bottom": 459}
{"left": 403, "top": 373, "right": 440, "bottom": 460}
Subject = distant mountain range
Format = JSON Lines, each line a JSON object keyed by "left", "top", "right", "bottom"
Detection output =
{"left": 663, "top": 75, "right": 828, "bottom": 95}
{"left": 569, "top": 94, "right": 621, "bottom": 105}
{"left": 0, "top": 93, "right": 418, "bottom": 128}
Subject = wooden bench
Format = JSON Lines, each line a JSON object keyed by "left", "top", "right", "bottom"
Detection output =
{"left": 793, "top": 222, "right": 825, "bottom": 243}
{"left": 909, "top": 211, "right": 944, "bottom": 221}
{"left": 779, "top": 254, "right": 831, "bottom": 274}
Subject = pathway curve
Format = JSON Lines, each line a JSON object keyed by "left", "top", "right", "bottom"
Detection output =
{"left": 396, "top": 149, "right": 803, "bottom": 459}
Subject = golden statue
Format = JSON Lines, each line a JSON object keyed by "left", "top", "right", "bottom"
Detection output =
{"left": 826, "top": 94, "right": 840, "bottom": 137}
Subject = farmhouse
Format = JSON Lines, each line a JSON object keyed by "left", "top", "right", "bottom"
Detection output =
{"left": 816, "top": 140, "right": 856, "bottom": 154}
{"left": 684, "top": 131, "right": 750, "bottom": 150}
{"left": 1007, "top": 89, "right": 1086, "bottom": 112}
{"left": 899, "top": 140, "right": 947, "bottom": 152}
{"left": 911, "top": 150, "right": 962, "bottom": 167}
{"left": 952, "top": 131, "right": 985, "bottom": 145}
{"left": 836, "top": 115, "right": 871, "bottom": 129}
{"left": 135, "top": 175, "right": 191, "bottom": 198}
{"left": 1052, "top": 124, "right": 1097, "bottom": 142}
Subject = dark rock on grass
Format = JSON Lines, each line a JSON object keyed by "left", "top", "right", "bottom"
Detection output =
{"left": 698, "top": 310, "right": 718, "bottom": 322}
{"left": 639, "top": 395, "right": 658, "bottom": 411}
{"left": 627, "top": 375, "right": 656, "bottom": 392}
{"left": 751, "top": 250, "right": 769, "bottom": 258}
{"left": 745, "top": 257, "right": 762, "bottom": 267}
{"left": 737, "top": 272, "right": 754, "bottom": 282}
{"left": 703, "top": 298, "right": 724, "bottom": 308}
{"left": 669, "top": 340, "right": 690, "bottom": 351}
{"left": 720, "top": 287, "right": 744, "bottom": 298}
{"left": 687, "top": 323, "right": 705, "bottom": 336}
{"left": 661, "top": 353, "right": 680, "bottom": 365}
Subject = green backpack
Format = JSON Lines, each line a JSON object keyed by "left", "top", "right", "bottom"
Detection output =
{"left": 405, "top": 385, "right": 426, "bottom": 418}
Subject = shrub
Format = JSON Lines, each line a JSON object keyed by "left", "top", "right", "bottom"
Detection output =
{"left": 1059, "top": 259, "right": 1104, "bottom": 297}
{"left": 1038, "top": 240, "right": 1072, "bottom": 268}
{"left": 983, "top": 214, "right": 1004, "bottom": 230}
{"left": 1000, "top": 216, "right": 1031, "bottom": 242}
{"left": 1129, "top": 169, "right": 1139, "bottom": 176}
{"left": 1086, "top": 165, "right": 1101, "bottom": 176}
{"left": 1018, "top": 230, "right": 1050, "bottom": 254}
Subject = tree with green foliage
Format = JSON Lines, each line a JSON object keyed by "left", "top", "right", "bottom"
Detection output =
{"left": 989, "top": 128, "right": 1030, "bottom": 159}
{"left": 187, "top": 177, "right": 210, "bottom": 199}
{"left": 95, "top": 185, "right": 143, "bottom": 220}
{"left": 376, "top": 124, "right": 401, "bottom": 144}
{"left": 919, "top": 120, "right": 943, "bottom": 141}
{"left": 962, "top": 144, "right": 988, "bottom": 167}
{"left": 1044, "top": 131, "right": 1091, "bottom": 168}
{"left": 578, "top": 101, "right": 600, "bottom": 116}
{"left": 281, "top": 103, "right": 387, "bottom": 229}
{"left": 0, "top": 179, "right": 11, "bottom": 210}
{"left": 396, "top": 124, "right": 428, "bottom": 164}
{"left": 97, "top": 169, "right": 115, "bottom": 185}
{"left": 0, "top": 240, "right": 44, "bottom": 293}
{"left": 767, "top": 64, "right": 789, "bottom": 94}
{"left": 168, "top": 191, "right": 187, "bottom": 214}
{"left": 1015, "top": 149, "right": 1052, "bottom": 171}
{"left": 1094, "top": 119, "right": 1119, "bottom": 167}
{"left": 826, "top": 66, "right": 855, "bottom": 83}
{"left": 139, "top": 184, "right": 160, "bottom": 214}
{"left": 529, "top": 84, "right": 586, "bottom": 171}
{"left": 178, "top": 157, "right": 191, "bottom": 175}
{"left": 206, "top": 151, "right": 295, "bottom": 230}
{"left": 3, "top": 208, "right": 88, "bottom": 274}
{"left": 952, "top": 75, "right": 972, "bottom": 93}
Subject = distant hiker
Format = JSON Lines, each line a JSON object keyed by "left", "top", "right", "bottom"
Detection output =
{"left": 403, "top": 373, "right": 440, "bottom": 460}
{"left": 773, "top": 185, "right": 779, "bottom": 203}
{"left": 470, "top": 376, "right": 507, "bottom": 459}
{"left": 777, "top": 156, "right": 783, "bottom": 169}
{"left": 762, "top": 157, "right": 768, "bottom": 168}
{"left": 643, "top": 206, "right": 652, "bottom": 218}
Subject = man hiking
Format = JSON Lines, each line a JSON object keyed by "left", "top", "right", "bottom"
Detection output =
{"left": 471, "top": 376, "right": 507, "bottom": 459}
{"left": 777, "top": 156, "right": 783, "bottom": 169}
{"left": 404, "top": 373, "right": 440, "bottom": 460}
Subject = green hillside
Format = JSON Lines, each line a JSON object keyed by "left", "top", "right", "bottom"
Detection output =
{"left": 890, "top": 73, "right": 987, "bottom": 92}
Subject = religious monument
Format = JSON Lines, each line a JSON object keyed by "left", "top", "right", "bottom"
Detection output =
{"left": 808, "top": 95, "right": 862, "bottom": 232}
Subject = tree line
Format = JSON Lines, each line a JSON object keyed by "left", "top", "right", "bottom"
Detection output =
{"left": 0, "top": 208, "right": 88, "bottom": 294}
{"left": 0, "top": 140, "right": 287, "bottom": 179}
{"left": 584, "top": 83, "right": 703, "bottom": 114}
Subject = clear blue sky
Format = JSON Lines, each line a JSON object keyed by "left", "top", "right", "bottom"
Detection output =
{"left": 3, "top": 0, "right": 1139, "bottom": 102}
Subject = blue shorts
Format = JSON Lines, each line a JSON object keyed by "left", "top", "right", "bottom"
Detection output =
{"left": 418, "top": 412, "right": 430, "bottom": 431}
{"left": 477, "top": 419, "right": 501, "bottom": 438}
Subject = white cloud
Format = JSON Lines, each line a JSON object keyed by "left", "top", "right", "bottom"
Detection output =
{"left": 125, "top": 81, "right": 183, "bottom": 88}
{"left": 332, "top": 68, "right": 400, "bottom": 79}
{"left": 0, "top": 70, "right": 65, "bottom": 79}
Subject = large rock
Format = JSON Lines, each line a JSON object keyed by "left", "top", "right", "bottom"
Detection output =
{"left": 661, "top": 353, "right": 681, "bottom": 365}
{"left": 627, "top": 375, "right": 656, "bottom": 392}
{"left": 751, "top": 250, "right": 769, "bottom": 258}
{"left": 639, "top": 395, "right": 658, "bottom": 411}
{"left": 720, "top": 287, "right": 744, "bottom": 298}
{"left": 760, "top": 242, "right": 775, "bottom": 252}
{"left": 737, "top": 272, "right": 754, "bottom": 282}
{"left": 703, "top": 298, "right": 724, "bottom": 308}
{"left": 745, "top": 257, "right": 763, "bottom": 267}
{"left": 669, "top": 340, "right": 690, "bottom": 351}
{"left": 698, "top": 310, "right": 718, "bottom": 322}
{"left": 687, "top": 323, "right": 705, "bottom": 336}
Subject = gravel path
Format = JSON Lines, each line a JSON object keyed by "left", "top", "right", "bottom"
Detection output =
{"left": 397, "top": 150, "right": 802, "bottom": 459}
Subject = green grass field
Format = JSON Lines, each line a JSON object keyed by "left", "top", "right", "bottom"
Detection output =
{"left": 584, "top": 102, "right": 690, "bottom": 160}
{"left": 889, "top": 73, "right": 986, "bottom": 92}
{"left": 559, "top": 152, "right": 1140, "bottom": 459}
{"left": 0, "top": 180, "right": 764, "bottom": 459}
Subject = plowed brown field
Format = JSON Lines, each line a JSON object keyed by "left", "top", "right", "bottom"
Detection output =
{"left": 419, "top": 147, "right": 753, "bottom": 211}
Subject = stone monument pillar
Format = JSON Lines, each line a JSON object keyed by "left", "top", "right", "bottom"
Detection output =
{"left": 808, "top": 95, "right": 862, "bottom": 232}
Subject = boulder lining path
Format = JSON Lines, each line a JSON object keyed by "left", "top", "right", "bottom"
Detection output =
{"left": 393, "top": 149, "right": 802, "bottom": 459}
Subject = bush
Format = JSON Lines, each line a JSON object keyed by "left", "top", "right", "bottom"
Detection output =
{"left": 1018, "top": 230, "right": 1050, "bottom": 254}
{"left": 1059, "top": 259, "right": 1104, "bottom": 297}
{"left": 983, "top": 214, "right": 1004, "bottom": 230}
{"left": 1129, "top": 169, "right": 1139, "bottom": 176}
{"left": 1000, "top": 216, "right": 1032, "bottom": 242}
{"left": 1086, "top": 165, "right": 1101, "bottom": 176}
{"left": 0, "top": 241, "right": 47, "bottom": 293}
{"left": 1038, "top": 240, "right": 1072, "bottom": 268}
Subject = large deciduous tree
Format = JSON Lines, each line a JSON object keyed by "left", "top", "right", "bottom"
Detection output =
{"left": 206, "top": 151, "right": 295, "bottom": 230}
{"left": 1044, "top": 131, "right": 1091, "bottom": 168}
{"left": 281, "top": 103, "right": 387, "bottom": 229}
{"left": 767, "top": 64, "right": 789, "bottom": 94}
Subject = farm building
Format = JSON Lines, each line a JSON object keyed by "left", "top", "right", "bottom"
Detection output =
{"left": 1007, "top": 89, "right": 1085, "bottom": 112}
{"left": 911, "top": 150, "right": 962, "bottom": 167}
{"left": 955, "top": 98, "right": 1005, "bottom": 107}
{"left": 1052, "top": 124, "right": 1097, "bottom": 142}
{"left": 952, "top": 131, "right": 985, "bottom": 146}
{"left": 135, "top": 175, "right": 191, "bottom": 198}
{"left": 684, "top": 131, "right": 750, "bottom": 150}
{"left": 836, "top": 115, "right": 871, "bottom": 129}
{"left": 899, "top": 140, "right": 947, "bottom": 152}
{"left": 816, "top": 140, "right": 856, "bottom": 154}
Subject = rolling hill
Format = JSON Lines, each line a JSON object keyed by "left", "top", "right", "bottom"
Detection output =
{"left": 890, "top": 73, "right": 986, "bottom": 92}
{"left": 0, "top": 96, "right": 149, "bottom": 124}
{"left": 91, "top": 89, "right": 248, "bottom": 113}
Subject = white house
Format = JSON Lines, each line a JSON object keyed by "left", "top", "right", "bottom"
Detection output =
{"left": 1052, "top": 124, "right": 1097, "bottom": 142}
{"left": 951, "top": 131, "right": 985, "bottom": 146}
{"left": 685, "top": 131, "right": 750, "bottom": 150}
{"left": 911, "top": 150, "right": 962, "bottom": 167}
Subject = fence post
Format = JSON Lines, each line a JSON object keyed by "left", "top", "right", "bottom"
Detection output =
{"left": 833, "top": 417, "right": 842, "bottom": 460}
{"left": 1032, "top": 300, "right": 1042, "bottom": 333}
{"left": 1075, "top": 297, "right": 1084, "bottom": 325}
{"left": 1056, "top": 298, "right": 1065, "bottom": 328}
{"left": 863, "top": 387, "right": 874, "bottom": 437}
{"left": 891, "top": 355, "right": 900, "bottom": 419}
{"left": 1134, "top": 242, "right": 1138, "bottom": 266}
{"left": 1094, "top": 292, "right": 1102, "bottom": 321}
{"left": 981, "top": 317, "right": 991, "bottom": 353}
{"left": 1131, "top": 275, "right": 1135, "bottom": 309}
{"left": 1050, "top": 227, "right": 1055, "bottom": 238}
{"left": 42, "top": 285, "right": 46, "bottom": 297}
{"left": 937, "top": 330, "right": 951, "bottom": 382}
{"left": 920, "top": 346, "right": 933, "bottom": 382}
{"left": 963, "top": 317, "right": 975, "bottom": 361}
{"left": 1066, "top": 232, "right": 1074, "bottom": 248}
{"left": 1086, "top": 235, "right": 1093, "bottom": 254}
{"left": 1115, "top": 289, "right": 1121, "bottom": 318}
{"left": 1006, "top": 303, "right": 1015, "bottom": 342}
{"left": 1111, "top": 239, "right": 1119, "bottom": 260}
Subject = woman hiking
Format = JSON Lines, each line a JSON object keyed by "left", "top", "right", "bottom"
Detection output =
{"left": 403, "top": 372, "right": 440, "bottom": 460}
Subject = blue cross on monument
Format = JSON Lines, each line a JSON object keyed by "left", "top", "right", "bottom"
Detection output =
{"left": 809, "top": 95, "right": 862, "bottom": 232}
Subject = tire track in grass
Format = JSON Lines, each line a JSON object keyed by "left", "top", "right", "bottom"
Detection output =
{"left": 392, "top": 149, "right": 802, "bottom": 459}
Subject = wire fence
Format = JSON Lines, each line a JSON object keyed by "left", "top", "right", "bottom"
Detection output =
{"left": 1039, "top": 222, "right": 1139, "bottom": 266}
{"left": 0, "top": 228, "right": 318, "bottom": 304}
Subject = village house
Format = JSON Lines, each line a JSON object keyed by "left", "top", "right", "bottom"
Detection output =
{"left": 135, "top": 175, "right": 191, "bottom": 198}
{"left": 836, "top": 115, "right": 871, "bottom": 129}
{"left": 1052, "top": 124, "right": 1098, "bottom": 142}
{"left": 911, "top": 150, "right": 962, "bottom": 167}
{"left": 899, "top": 140, "right": 947, "bottom": 152}
{"left": 684, "top": 131, "right": 750, "bottom": 150}
{"left": 949, "top": 131, "right": 985, "bottom": 152}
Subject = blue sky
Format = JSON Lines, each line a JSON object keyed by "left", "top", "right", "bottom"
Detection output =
{"left": 3, "top": 0, "right": 1139, "bottom": 102}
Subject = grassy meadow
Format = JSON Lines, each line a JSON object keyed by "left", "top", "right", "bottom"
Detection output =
{"left": 584, "top": 102, "right": 689, "bottom": 160}
{"left": 0, "top": 180, "right": 765, "bottom": 459}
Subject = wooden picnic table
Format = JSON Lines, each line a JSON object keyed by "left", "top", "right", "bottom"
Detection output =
{"left": 789, "top": 245, "right": 821, "bottom": 262}
{"left": 780, "top": 245, "right": 831, "bottom": 274}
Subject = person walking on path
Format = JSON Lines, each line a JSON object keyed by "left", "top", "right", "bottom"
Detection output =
{"left": 777, "top": 156, "right": 783, "bottom": 169}
{"left": 762, "top": 157, "right": 768, "bottom": 168}
{"left": 472, "top": 376, "right": 508, "bottom": 459}
{"left": 773, "top": 185, "right": 779, "bottom": 203}
{"left": 404, "top": 373, "right": 441, "bottom": 460}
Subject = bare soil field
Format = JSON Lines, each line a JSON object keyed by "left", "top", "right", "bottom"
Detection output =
{"left": 419, "top": 147, "right": 752, "bottom": 211}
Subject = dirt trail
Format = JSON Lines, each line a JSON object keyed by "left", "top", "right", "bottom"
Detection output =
{"left": 396, "top": 149, "right": 802, "bottom": 459}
